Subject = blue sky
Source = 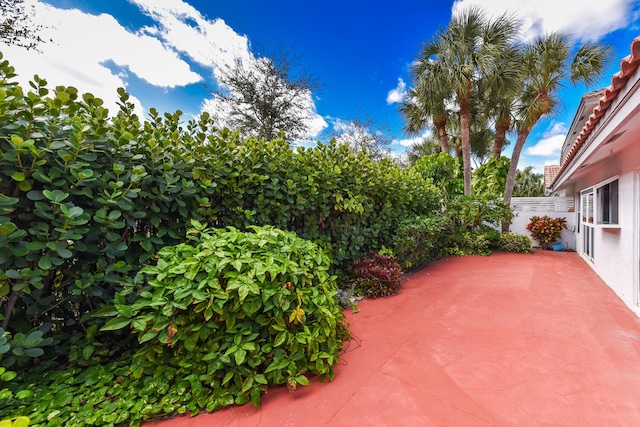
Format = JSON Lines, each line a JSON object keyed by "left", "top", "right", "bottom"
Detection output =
{"left": 3, "top": 0, "right": 640, "bottom": 173}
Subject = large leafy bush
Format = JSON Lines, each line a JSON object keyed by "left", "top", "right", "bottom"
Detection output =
{"left": 4, "top": 224, "right": 348, "bottom": 426}
{"left": 114, "top": 222, "right": 348, "bottom": 407}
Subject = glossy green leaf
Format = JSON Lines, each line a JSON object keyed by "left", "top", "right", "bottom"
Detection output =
{"left": 100, "top": 317, "right": 131, "bottom": 331}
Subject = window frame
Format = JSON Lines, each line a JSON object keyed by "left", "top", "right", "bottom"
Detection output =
{"left": 580, "top": 176, "right": 620, "bottom": 229}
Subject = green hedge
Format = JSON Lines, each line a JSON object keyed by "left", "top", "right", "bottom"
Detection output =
{"left": 0, "top": 51, "right": 439, "bottom": 383}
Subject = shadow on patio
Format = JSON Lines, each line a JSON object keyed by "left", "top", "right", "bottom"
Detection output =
{"left": 148, "top": 251, "right": 640, "bottom": 426}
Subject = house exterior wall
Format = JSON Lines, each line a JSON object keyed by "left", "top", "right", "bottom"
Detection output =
{"left": 571, "top": 145, "right": 640, "bottom": 317}
{"left": 551, "top": 37, "right": 640, "bottom": 318}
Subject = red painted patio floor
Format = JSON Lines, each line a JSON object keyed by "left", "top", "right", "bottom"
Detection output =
{"left": 148, "top": 251, "right": 640, "bottom": 426}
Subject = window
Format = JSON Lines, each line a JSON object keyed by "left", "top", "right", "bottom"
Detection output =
{"left": 580, "top": 177, "right": 619, "bottom": 227}
{"left": 581, "top": 188, "right": 594, "bottom": 224}
{"left": 597, "top": 180, "right": 618, "bottom": 224}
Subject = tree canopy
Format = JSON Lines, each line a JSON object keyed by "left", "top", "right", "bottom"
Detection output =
{"left": 0, "top": 0, "right": 46, "bottom": 50}
{"left": 206, "top": 51, "right": 321, "bottom": 142}
{"left": 402, "top": 6, "right": 611, "bottom": 203}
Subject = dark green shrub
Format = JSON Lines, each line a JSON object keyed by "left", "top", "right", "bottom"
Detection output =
{"left": 392, "top": 215, "right": 451, "bottom": 269}
{"left": 498, "top": 232, "right": 533, "bottom": 253}
{"left": 348, "top": 253, "right": 405, "bottom": 298}
{"left": 443, "top": 229, "right": 492, "bottom": 256}
{"left": 526, "top": 215, "right": 567, "bottom": 249}
{"left": 478, "top": 225, "right": 501, "bottom": 248}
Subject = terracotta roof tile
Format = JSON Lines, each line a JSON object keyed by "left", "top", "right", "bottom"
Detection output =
{"left": 552, "top": 36, "right": 640, "bottom": 187}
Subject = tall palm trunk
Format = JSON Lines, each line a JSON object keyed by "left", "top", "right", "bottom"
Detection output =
{"left": 502, "top": 126, "right": 532, "bottom": 231}
{"left": 493, "top": 114, "right": 511, "bottom": 158}
{"left": 434, "top": 115, "right": 449, "bottom": 153}
{"left": 459, "top": 96, "right": 472, "bottom": 195}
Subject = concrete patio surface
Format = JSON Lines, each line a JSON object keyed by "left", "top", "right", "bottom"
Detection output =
{"left": 148, "top": 251, "right": 640, "bottom": 426}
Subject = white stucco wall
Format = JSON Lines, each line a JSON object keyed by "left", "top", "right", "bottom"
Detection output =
{"left": 510, "top": 209, "right": 576, "bottom": 250}
{"left": 509, "top": 197, "right": 576, "bottom": 250}
{"left": 575, "top": 153, "right": 640, "bottom": 316}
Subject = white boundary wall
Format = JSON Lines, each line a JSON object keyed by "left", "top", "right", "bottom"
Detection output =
{"left": 509, "top": 197, "right": 576, "bottom": 250}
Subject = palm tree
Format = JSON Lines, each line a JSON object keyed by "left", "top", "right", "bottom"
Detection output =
{"left": 503, "top": 34, "right": 611, "bottom": 209}
{"left": 480, "top": 43, "right": 523, "bottom": 158}
{"left": 513, "top": 166, "right": 544, "bottom": 197}
{"left": 406, "top": 138, "right": 441, "bottom": 165}
{"left": 401, "top": 45, "right": 453, "bottom": 154}
{"left": 412, "top": 6, "right": 520, "bottom": 195}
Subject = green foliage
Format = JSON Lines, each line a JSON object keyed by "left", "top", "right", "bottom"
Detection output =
{"left": 498, "top": 232, "right": 533, "bottom": 253}
{"left": 203, "top": 137, "right": 439, "bottom": 268}
{"left": 0, "top": 51, "right": 439, "bottom": 370}
{"left": 119, "top": 222, "right": 348, "bottom": 405}
{"left": 440, "top": 195, "right": 513, "bottom": 257}
{"left": 0, "top": 53, "right": 442, "bottom": 426}
{"left": 473, "top": 156, "right": 509, "bottom": 198}
{"left": 526, "top": 215, "right": 567, "bottom": 249}
{"left": 0, "top": 416, "right": 29, "bottom": 427}
{"left": 443, "top": 229, "right": 493, "bottom": 257}
{"left": 347, "top": 253, "right": 405, "bottom": 298}
{"left": 0, "top": 327, "right": 53, "bottom": 369}
{"left": 445, "top": 195, "right": 514, "bottom": 231}
{"left": 391, "top": 195, "right": 513, "bottom": 265}
{"left": 3, "top": 224, "right": 348, "bottom": 426}
{"left": 513, "top": 166, "right": 544, "bottom": 197}
{"left": 413, "top": 152, "right": 463, "bottom": 196}
{"left": 391, "top": 215, "right": 451, "bottom": 269}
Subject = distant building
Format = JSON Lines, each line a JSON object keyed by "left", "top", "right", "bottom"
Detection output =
{"left": 543, "top": 165, "right": 560, "bottom": 195}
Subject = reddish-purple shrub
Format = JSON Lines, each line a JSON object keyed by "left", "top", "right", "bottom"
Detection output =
{"left": 349, "top": 253, "right": 405, "bottom": 298}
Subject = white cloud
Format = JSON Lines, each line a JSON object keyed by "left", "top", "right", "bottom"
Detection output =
{"left": 545, "top": 122, "right": 568, "bottom": 136}
{"left": 452, "top": 0, "right": 636, "bottom": 42}
{"left": 525, "top": 133, "right": 565, "bottom": 156}
{"left": 130, "top": 0, "right": 252, "bottom": 77}
{"left": 393, "top": 131, "right": 429, "bottom": 148}
{"left": 2, "top": 1, "right": 201, "bottom": 116}
{"left": 524, "top": 121, "right": 568, "bottom": 156}
{"left": 386, "top": 78, "right": 407, "bottom": 104}
{"left": 132, "top": 0, "right": 326, "bottom": 139}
